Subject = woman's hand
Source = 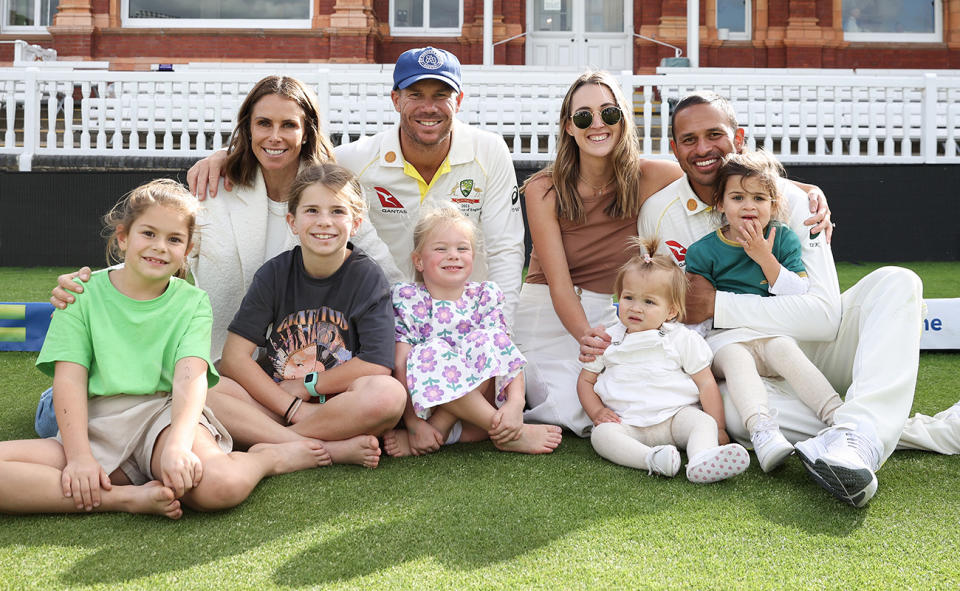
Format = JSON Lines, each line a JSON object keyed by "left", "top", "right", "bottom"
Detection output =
{"left": 578, "top": 325, "right": 612, "bottom": 363}
{"left": 51, "top": 267, "right": 91, "bottom": 310}
{"left": 61, "top": 454, "right": 111, "bottom": 511}
{"left": 160, "top": 443, "right": 203, "bottom": 499}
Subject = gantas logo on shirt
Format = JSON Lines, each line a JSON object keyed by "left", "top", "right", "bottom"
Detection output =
{"left": 374, "top": 187, "right": 406, "bottom": 213}
{"left": 666, "top": 240, "right": 687, "bottom": 267}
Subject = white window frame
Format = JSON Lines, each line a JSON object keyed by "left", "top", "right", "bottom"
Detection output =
{"left": 389, "top": 0, "right": 462, "bottom": 37}
{"left": 1, "top": 0, "right": 55, "bottom": 32}
{"left": 843, "top": 0, "right": 942, "bottom": 43}
{"left": 715, "top": 0, "right": 751, "bottom": 42}
{"left": 121, "top": 0, "right": 312, "bottom": 29}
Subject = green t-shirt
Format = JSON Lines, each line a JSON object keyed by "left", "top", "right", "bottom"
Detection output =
{"left": 684, "top": 221, "right": 807, "bottom": 297}
{"left": 36, "top": 270, "right": 219, "bottom": 396}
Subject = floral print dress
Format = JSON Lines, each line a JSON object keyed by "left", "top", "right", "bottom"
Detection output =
{"left": 392, "top": 281, "right": 526, "bottom": 419}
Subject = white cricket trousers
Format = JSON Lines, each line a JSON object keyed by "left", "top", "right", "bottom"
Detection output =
{"left": 723, "top": 267, "right": 959, "bottom": 462}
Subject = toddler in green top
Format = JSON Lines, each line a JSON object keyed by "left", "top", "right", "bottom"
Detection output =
{"left": 684, "top": 150, "right": 843, "bottom": 473}
{"left": 0, "top": 179, "right": 330, "bottom": 519}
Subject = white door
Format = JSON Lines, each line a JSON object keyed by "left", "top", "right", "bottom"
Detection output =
{"left": 526, "top": 0, "right": 632, "bottom": 70}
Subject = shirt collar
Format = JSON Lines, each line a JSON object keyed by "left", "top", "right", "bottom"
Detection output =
{"left": 678, "top": 175, "right": 714, "bottom": 216}
{"left": 379, "top": 120, "right": 472, "bottom": 168}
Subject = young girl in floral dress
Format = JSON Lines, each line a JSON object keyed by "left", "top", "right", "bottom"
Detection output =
{"left": 384, "top": 208, "right": 562, "bottom": 457}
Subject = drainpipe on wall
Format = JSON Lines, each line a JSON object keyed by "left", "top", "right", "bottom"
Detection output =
{"left": 483, "top": 0, "right": 493, "bottom": 65}
{"left": 687, "top": 0, "right": 699, "bottom": 67}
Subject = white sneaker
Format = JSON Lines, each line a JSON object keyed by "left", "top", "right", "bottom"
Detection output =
{"left": 646, "top": 445, "right": 681, "bottom": 477}
{"left": 686, "top": 443, "right": 750, "bottom": 484}
{"left": 750, "top": 413, "right": 794, "bottom": 473}
{"left": 795, "top": 424, "right": 880, "bottom": 508}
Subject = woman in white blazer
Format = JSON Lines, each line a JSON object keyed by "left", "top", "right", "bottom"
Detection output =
{"left": 189, "top": 75, "right": 336, "bottom": 360}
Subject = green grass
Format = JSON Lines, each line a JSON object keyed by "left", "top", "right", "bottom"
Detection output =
{"left": 1, "top": 264, "right": 959, "bottom": 590}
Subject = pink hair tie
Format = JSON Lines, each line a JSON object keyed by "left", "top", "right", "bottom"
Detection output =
{"left": 642, "top": 254, "right": 653, "bottom": 263}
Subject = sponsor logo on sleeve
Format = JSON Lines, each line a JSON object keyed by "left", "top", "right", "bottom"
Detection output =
{"left": 511, "top": 185, "right": 519, "bottom": 205}
{"left": 665, "top": 240, "right": 687, "bottom": 265}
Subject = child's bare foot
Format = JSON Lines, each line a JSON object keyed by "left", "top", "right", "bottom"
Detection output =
{"left": 249, "top": 440, "right": 332, "bottom": 474}
{"left": 494, "top": 424, "right": 562, "bottom": 455}
{"left": 124, "top": 481, "right": 182, "bottom": 519}
{"left": 383, "top": 429, "right": 413, "bottom": 457}
{"left": 323, "top": 435, "right": 381, "bottom": 468}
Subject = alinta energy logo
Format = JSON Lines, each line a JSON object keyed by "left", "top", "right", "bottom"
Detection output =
{"left": 0, "top": 304, "right": 26, "bottom": 344}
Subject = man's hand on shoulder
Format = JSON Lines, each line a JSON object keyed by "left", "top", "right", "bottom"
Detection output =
{"left": 186, "top": 150, "right": 231, "bottom": 200}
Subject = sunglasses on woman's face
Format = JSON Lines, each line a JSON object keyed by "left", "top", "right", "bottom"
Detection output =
{"left": 570, "top": 106, "right": 623, "bottom": 129}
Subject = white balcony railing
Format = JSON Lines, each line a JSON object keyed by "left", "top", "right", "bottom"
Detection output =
{"left": 1, "top": 65, "right": 958, "bottom": 170}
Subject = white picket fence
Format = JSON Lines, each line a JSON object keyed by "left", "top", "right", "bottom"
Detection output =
{"left": 1, "top": 65, "right": 959, "bottom": 170}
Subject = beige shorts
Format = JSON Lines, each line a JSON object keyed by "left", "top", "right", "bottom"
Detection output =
{"left": 55, "top": 393, "right": 233, "bottom": 486}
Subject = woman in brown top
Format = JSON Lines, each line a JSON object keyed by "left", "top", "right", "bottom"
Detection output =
{"left": 515, "top": 71, "right": 683, "bottom": 436}
{"left": 517, "top": 72, "right": 830, "bottom": 437}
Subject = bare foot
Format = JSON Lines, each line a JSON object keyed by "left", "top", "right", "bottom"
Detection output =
{"left": 323, "top": 435, "right": 382, "bottom": 468}
{"left": 123, "top": 481, "right": 182, "bottom": 519}
{"left": 249, "top": 440, "right": 332, "bottom": 475}
{"left": 383, "top": 429, "right": 413, "bottom": 458}
{"left": 494, "top": 424, "right": 562, "bottom": 455}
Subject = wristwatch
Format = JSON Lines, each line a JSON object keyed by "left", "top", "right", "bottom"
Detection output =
{"left": 303, "top": 372, "right": 326, "bottom": 403}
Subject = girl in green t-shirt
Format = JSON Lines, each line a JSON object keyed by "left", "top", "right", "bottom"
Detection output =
{"left": 0, "top": 179, "right": 330, "bottom": 519}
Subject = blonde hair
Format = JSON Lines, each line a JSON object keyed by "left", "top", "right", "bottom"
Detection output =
{"left": 521, "top": 70, "right": 645, "bottom": 224}
{"left": 225, "top": 75, "right": 336, "bottom": 188}
{"left": 286, "top": 163, "right": 367, "bottom": 219}
{"left": 411, "top": 207, "right": 478, "bottom": 283}
{"left": 613, "top": 236, "right": 688, "bottom": 322}
{"left": 714, "top": 149, "right": 788, "bottom": 223}
{"left": 102, "top": 178, "right": 199, "bottom": 279}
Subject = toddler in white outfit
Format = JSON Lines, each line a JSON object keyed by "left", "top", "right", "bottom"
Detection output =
{"left": 577, "top": 237, "right": 750, "bottom": 483}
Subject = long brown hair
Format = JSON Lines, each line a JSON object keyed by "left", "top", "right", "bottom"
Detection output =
{"left": 521, "top": 70, "right": 644, "bottom": 224}
{"left": 225, "top": 76, "right": 336, "bottom": 188}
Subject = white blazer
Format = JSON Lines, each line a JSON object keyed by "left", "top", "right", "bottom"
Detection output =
{"left": 189, "top": 169, "right": 297, "bottom": 361}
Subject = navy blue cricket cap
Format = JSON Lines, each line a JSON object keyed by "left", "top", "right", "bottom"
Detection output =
{"left": 393, "top": 47, "right": 462, "bottom": 94}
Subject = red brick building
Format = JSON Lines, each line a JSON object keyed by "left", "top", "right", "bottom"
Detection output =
{"left": 2, "top": 1, "right": 958, "bottom": 70}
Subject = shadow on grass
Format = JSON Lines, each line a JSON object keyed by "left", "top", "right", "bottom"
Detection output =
{"left": 271, "top": 440, "right": 873, "bottom": 587}
{"left": 0, "top": 435, "right": 934, "bottom": 587}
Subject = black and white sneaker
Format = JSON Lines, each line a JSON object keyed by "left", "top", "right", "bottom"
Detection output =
{"left": 795, "top": 424, "right": 880, "bottom": 508}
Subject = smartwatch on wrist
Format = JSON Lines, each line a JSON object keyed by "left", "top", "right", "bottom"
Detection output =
{"left": 303, "top": 372, "right": 325, "bottom": 403}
